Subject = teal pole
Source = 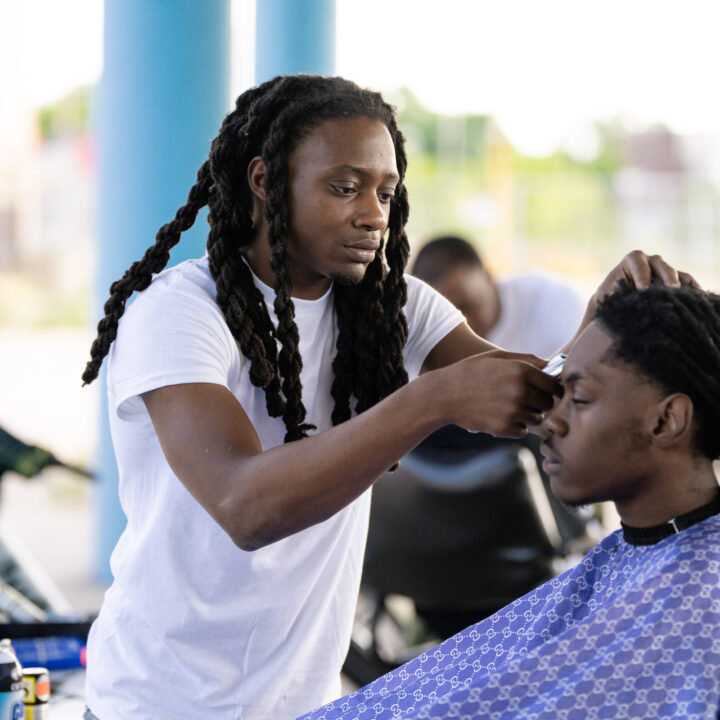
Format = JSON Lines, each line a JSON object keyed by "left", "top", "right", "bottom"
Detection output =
{"left": 255, "top": 0, "right": 336, "bottom": 82}
{"left": 94, "top": 0, "right": 230, "bottom": 581}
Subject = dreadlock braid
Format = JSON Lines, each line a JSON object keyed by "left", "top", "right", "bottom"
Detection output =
{"left": 84, "top": 74, "right": 414, "bottom": 444}
{"left": 346, "top": 252, "right": 387, "bottom": 414}
{"left": 205, "top": 83, "right": 287, "bottom": 420}
{"left": 206, "top": 196, "right": 282, "bottom": 411}
{"left": 329, "top": 286, "right": 357, "bottom": 426}
{"left": 82, "top": 160, "right": 213, "bottom": 385}
{"left": 264, "top": 158, "right": 313, "bottom": 441}
{"left": 245, "top": 81, "right": 414, "bottom": 439}
{"left": 257, "top": 100, "right": 315, "bottom": 440}
{"left": 596, "top": 280, "right": 720, "bottom": 459}
{"left": 380, "top": 179, "right": 411, "bottom": 380}
{"left": 329, "top": 104, "right": 411, "bottom": 420}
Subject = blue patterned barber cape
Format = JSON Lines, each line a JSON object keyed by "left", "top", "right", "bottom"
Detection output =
{"left": 300, "top": 515, "right": 720, "bottom": 720}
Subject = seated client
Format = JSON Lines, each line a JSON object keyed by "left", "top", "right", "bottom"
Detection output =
{"left": 299, "top": 280, "right": 720, "bottom": 720}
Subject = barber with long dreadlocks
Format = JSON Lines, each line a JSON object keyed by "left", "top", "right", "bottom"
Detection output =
{"left": 81, "top": 76, "right": 693, "bottom": 720}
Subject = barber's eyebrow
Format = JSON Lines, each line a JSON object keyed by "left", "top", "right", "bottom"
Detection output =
{"left": 331, "top": 164, "right": 400, "bottom": 180}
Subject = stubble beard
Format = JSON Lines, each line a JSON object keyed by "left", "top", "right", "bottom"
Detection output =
{"left": 329, "top": 271, "right": 365, "bottom": 287}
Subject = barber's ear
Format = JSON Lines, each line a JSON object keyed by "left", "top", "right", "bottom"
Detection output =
{"left": 247, "top": 156, "right": 267, "bottom": 202}
{"left": 650, "top": 393, "right": 694, "bottom": 448}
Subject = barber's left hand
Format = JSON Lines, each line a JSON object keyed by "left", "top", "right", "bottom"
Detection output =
{"left": 560, "top": 249, "right": 701, "bottom": 361}
{"left": 595, "top": 250, "right": 700, "bottom": 299}
{"left": 592, "top": 249, "right": 700, "bottom": 303}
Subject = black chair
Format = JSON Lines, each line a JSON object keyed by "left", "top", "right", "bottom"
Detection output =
{"left": 343, "top": 429, "right": 576, "bottom": 687}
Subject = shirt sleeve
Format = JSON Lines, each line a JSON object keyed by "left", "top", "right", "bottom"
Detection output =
{"left": 402, "top": 274, "right": 465, "bottom": 379}
{"left": 107, "top": 281, "right": 238, "bottom": 422}
{"left": 490, "top": 273, "right": 587, "bottom": 359}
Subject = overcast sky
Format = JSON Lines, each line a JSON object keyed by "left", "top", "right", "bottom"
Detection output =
{"left": 15, "top": 0, "right": 720, "bottom": 155}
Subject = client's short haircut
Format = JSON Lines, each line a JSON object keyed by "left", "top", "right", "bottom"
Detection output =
{"left": 596, "top": 280, "right": 720, "bottom": 459}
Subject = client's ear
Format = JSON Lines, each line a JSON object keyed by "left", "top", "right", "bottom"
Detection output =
{"left": 650, "top": 393, "right": 694, "bottom": 448}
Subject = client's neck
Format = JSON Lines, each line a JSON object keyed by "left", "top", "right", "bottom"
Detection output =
{"left": 616, "top": 458, "right": 718, "bottom": 528}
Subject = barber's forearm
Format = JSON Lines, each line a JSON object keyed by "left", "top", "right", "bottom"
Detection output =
{"left": 158, "top": 350, "right": 552, "bottom": 549}
{"left": 221, "top": 371, "right": 448, "bottom": 550}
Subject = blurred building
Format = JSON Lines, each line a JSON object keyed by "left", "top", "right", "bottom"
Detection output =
{"left": 616, "top": 125, "right": 719, "bottom": 280}
{"left": 0, "top": 0, "right": 34, "bottom": 274}
{"left": 0, "top": 79, "right": 93, "bottom": 325}
{"left": 393, "top": 89, "right": 720, "bottom": 288}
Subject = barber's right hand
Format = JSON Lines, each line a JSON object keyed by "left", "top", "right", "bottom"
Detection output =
{"left": 436, "top": 350, "right": 561, "bottom": 438}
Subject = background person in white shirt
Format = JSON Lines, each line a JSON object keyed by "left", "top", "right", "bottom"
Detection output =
{"left": 410, "top": 234, "right": 596, "bottom": 558}
{"left": 411, "top": 234, "right": 586, "bottom": 359}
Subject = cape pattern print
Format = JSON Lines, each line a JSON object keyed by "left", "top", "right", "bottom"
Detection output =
{"left": 299, "top": 515, "right": 720, "bottom": 720}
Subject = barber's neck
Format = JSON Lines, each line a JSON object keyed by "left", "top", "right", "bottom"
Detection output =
{"left": 243, "top": 226, "right": 333, "bottom": 301}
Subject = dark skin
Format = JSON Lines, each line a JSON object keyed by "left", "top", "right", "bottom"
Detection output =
{"left": 141, "top": 115, "right": 691, "bottom": 551}
{"left": 541, "top": 321, "right": 718, "bottom": 526}
{"left": 431, "top": 264, "right": 501, "bottom": 338}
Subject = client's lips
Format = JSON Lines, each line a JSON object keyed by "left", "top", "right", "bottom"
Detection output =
{"left": 540, "top": 442, "right": 562, "bottom": 471}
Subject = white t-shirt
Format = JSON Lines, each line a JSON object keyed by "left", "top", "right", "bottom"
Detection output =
{"left": 487, "top": 272, "right": 586, "bottom": 359}
{"left": 85, "top": 256, "right": 463, "bottom": 720}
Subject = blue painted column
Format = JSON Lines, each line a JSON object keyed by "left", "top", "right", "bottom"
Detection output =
{"left": 256, "top": 0, "right": 336, "bottom": 82}
{"left": 94, "top": 1, "right": 230, "bottom": 581}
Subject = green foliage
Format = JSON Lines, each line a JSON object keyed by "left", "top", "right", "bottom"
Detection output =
{"left": 519, "top": 171, "right": 619, "bottom": 247}
{"left": 390, "top": 88, "right": 625, "bottom": 268}
{"left": 390, "top": 88, "right": 489, "bottom": 160}
{"left": 37, "top": 86, "right": 91, "bottom": 140}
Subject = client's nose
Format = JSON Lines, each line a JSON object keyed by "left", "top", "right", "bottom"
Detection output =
{"left": 542, "top": 402, "right": 567, "bottom": 437}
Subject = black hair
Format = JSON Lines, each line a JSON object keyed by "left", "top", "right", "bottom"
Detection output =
{"left": 595, "top": 280, "right": 720, "bottom": 459}
{"left": 410, "top": 234, "right": 483, "bottom": 286}
{"left": 82, "top": 75, "right": 411, "bottom": 442}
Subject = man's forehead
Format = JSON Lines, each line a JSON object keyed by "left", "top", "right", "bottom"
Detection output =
{"left": 292, "top": 117, "right": 397, "bottom": 172}
{"left": 563, "top": 321, "right": 618, "bottom": 383}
